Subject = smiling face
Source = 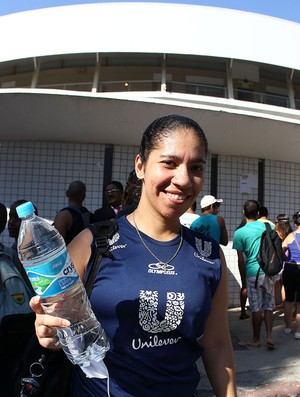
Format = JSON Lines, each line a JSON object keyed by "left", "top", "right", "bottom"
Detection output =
{"left": 136, "top": 128, "right": 207, "bottom": 220}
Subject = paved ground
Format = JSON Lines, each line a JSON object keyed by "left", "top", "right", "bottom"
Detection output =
{"left": 196, "top": 307, "right": 300, "bottom": 396}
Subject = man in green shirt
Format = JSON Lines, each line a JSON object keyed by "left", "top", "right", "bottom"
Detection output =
{"left": 233, "top": 200, "right": 275, "bottom": 349}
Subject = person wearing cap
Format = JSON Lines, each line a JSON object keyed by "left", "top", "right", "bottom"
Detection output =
{"left": 190, "top": 195, "right": 228, "bottom": 246}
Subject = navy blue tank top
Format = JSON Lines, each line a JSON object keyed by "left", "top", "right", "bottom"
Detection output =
{"left": 70, "top": 216, "right": 221, "bottom": 397}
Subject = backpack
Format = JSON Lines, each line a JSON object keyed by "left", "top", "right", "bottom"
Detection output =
{"left": 12, "top": 219, "right": 118, "bottom": 397}
{"left": 255, "top": 222, "right": 284, "bottom": 287}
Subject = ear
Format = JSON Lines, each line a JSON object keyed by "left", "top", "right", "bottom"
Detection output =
{"left": 135, "top": 154, "right": 144, "bottom": 180}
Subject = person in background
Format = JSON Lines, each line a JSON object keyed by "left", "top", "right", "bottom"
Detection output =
{"left": 7, "top": 200, "right": 38, "bottom": 289}
{"left": 276, "top": 214, "right": 293, "bottom": 241}
{"left": 274, "top": 214, "right": 292, "bottom": 308}
{"left": 53, "top": 180, "right": 92, "bottom": 245}
{"left": 179, "top": 201, "right": 200, "bottom": 228}
{"left": 8, "top": 199, "right": 38, "bottom": 252}
{"left": 282, "top": 211, "right": 300, "bottom": 339}
{"left": 235, "top": 217, "right": 249, "bottom": 320}
{"left": 117, "top": 170, "right": 142, "bottom": 218}
{"left": 31, "top": 114, "right": 237, "bottom": 396}
{"left": 93, "top": 181, "right": 124, "bottom": 222}
{"left": 190, "top": 195, "right": 228, "bottom": 246}
{"left": 233, "top": 200, "right": 275, "bottom": 349}
{"left": 257, "top": 206, "right": 275, "bottom": 227}
{"left": 0, "top": 202, "right": 34, "bottom": 397}
{"left": 0, "top": 202, "right": 32, "bottom": 299}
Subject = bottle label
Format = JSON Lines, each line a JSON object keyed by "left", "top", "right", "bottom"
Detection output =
{"left": 25, "top": 250, "right": 79, "bottom": 297}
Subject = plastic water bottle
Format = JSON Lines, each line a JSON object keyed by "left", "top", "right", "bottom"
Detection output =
{"left": 16, "top": 201, "right": 109, "bottom": 367}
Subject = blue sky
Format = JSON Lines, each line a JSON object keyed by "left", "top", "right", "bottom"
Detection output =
{"left": 0, "top": 0, "right": 299, "bottom": 23}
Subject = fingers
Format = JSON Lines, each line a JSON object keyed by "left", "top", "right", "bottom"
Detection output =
{"left": 30, "top": 296, "right": 71, "bottom": 350}
{"left": 30, "top": 295, "right": 44, "bottom": 315}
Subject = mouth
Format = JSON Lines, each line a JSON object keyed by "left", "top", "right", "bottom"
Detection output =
{"left": 166, "top": 192, "right": 188, "bottom": 201}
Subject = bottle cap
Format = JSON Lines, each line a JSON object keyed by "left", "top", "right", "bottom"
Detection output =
{"left": 16, "top": 201, "right": 35, "bottom": 218}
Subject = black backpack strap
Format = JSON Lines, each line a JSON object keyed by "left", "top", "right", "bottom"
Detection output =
{"left": 254, "top": 268, "right": 260, "bottom": 289}
{"left": 265, "top": 222, "right": 272, "bottom": 232}
{"left": 85, "top": 219, "right": 118, "bottom": 297}
{"left": 255, "top": 222, "right": 271, "bottom": 288}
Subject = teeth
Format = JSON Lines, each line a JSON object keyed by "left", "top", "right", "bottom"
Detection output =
{"left": 167, "top": 193, "right": 187, "bottom": 200}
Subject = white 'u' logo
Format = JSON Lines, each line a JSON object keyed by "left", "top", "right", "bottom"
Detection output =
{"left": 139, "top": 290, "right": 185, "bottom": 333}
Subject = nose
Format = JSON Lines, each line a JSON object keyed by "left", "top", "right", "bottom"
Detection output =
{"left": 172, "top": 166, "right": 192, "bottom": 188}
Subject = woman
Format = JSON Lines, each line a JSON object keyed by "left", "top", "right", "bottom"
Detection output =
{"left": 275, "top": 214, "right": 292, "bottom": 241}
{"left": 30, "top": 115, "right": 236, "bottom": 396}
{"left": 274, "top": 214, "right": 292, "bottom": 307}
{"left": 282, "top": 211, "right": 300, "bottom": 339}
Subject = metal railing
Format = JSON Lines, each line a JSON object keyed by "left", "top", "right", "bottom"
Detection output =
{"left": 234, "top": 89, "right": 290, "bottom": 108}
{"left": 34, "top": 79, "right": 296, "bottom": 110}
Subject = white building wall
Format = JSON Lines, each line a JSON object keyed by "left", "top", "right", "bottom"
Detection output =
{"left": 1, "top": 140, "right": 300, "bottom": 307}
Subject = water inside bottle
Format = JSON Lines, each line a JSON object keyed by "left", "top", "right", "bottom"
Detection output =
{"left": 57, "top": 318, "right": 110, "bottom": 367}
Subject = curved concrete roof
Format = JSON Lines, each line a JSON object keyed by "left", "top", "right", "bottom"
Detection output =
{"left": 0, "top": 2, "right": 300, "bottom": 70}
{"left": 1, "top": 88, "right": 300, "bottom": 163}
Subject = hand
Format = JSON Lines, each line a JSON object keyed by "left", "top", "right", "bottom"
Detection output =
{"left": 30, "top": 296, "right": 71, "bottom": 351}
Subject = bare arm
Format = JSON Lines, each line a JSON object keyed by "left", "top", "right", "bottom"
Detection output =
{"left": 282, "top": 232, "right": 294, "bottom": 253}
{"left": 200, "top": 249, "right": 237, "bottom": 396}
{"left": 53, "top": 210, "right": 73, "bottom": 241}
{"left": 236, "top": 250, "right": 246, "bottom": 288}
{"left": 218, "top": 216, "right": 229, "bottom": 246}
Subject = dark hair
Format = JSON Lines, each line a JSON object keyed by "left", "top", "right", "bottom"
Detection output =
{"left": 191, "top": 201, "right": 197, "bottom": 212}
{"left": 66, "top": 180, "right": 86, "bottom": 198}
{"left": 106, "top": 181, "right": 124, "bottom": 192}
{"left": 244, "top": 200, "right": 260, "bottom": 219}
{"left": 259, "top": 206, "right": 269, "bottom": 217}
{"left": 275, "top": 213, "right": 292, "bottom": 240}
{"left": 0, "top": 202, "right": 7, "bottom": 234}
{"left": 127, "top": 170, "right": 138, "bottom": 184}
{"left": 139, "top": 114, "right": 208, "bottom": 163}
{"left": 293, "top": 211, "right": 300, "bottom": 226}
{"left": 276, "top": 213, "right": 290, "bottom": 223}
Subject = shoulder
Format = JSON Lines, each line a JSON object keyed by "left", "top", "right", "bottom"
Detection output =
{"left": 217, "top": 215, "right": 226, "bottom": 225}
{"left": 0, "top": 244, "right": 18, "bottom": 264}
{"left": 0, "top": 246, "right": 20, "bottom": 276}
{"left": 283, "top": 231, "right": 295, "bottom": 245}
{"left": 190, "top": 216, "right": 203, "bottom": 228}
{"left": 54, "top": 208, "right": 73, "bottom": 221}
{"left": 94, "top": 206, "right": 114, "bottom": 216}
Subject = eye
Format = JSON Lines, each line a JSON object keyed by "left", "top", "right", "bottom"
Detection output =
{"left": 162, "top": 160, "right": 176, "bottom": 167}
{"left": 193, "top": 164, "right": 205, "bottom": 174}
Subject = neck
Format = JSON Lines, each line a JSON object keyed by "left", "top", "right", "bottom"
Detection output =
{"left": 128, "top": 209, "right": 181, "bottom": 241}
{"left": 68, "top": 199, "right": 82, "bottom": 207}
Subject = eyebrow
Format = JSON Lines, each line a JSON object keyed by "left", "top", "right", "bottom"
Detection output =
{"left": 159, "top": 154, "right": 207, "bottom": 164}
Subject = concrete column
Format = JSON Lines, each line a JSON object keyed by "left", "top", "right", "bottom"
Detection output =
{"left": 287, "top": 69, "right": 296, "bottom": 109}
{"left": 92, "top": 53, "right": 101, "bottom": 93}
{"left": 226, "top": 59, "right": 234, "bottom": 99}
{"left": 161, "top": 54, "right": 167, "bottom": 92}
{"left": 31, "top": 57, "right": 41, "bottom": 88}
